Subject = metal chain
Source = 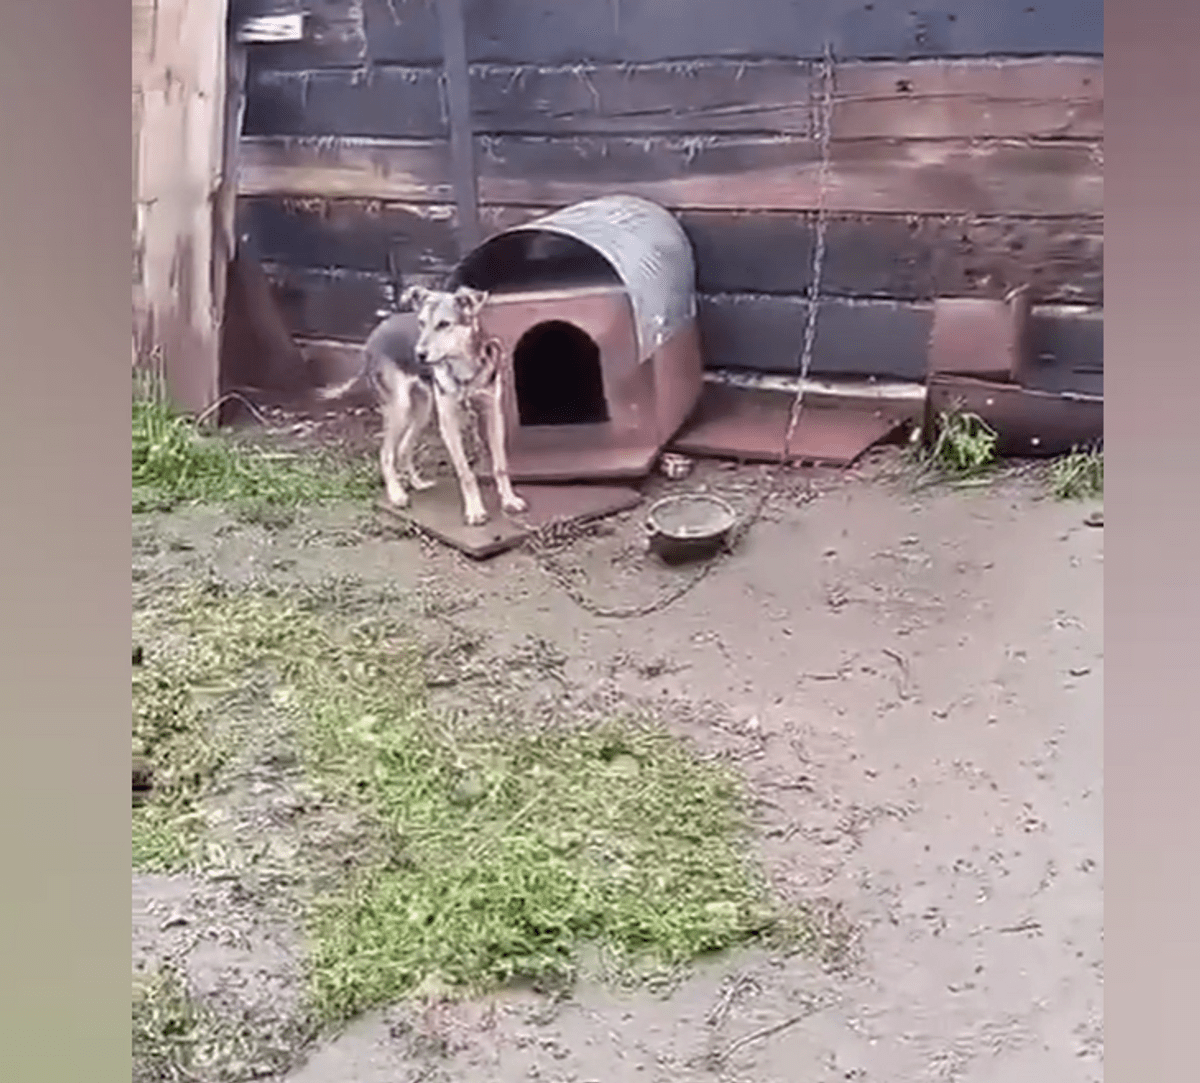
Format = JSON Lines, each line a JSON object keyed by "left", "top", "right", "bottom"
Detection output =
{"left": 515, "top": 46, "right": 838, "bottom": 620}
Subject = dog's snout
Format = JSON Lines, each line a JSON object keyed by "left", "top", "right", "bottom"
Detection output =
{"left": 415, "top": 349, "right": 429, "bottom": 364}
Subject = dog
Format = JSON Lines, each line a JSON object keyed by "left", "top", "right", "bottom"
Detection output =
{"left": 317, "top": 285, "right": 527, "bottom": 526}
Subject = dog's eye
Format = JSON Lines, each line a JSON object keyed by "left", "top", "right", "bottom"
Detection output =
{"left": 436, "top": 321, "right": 451, "bottom": 331}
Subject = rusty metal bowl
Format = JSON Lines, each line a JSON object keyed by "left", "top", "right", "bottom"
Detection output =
{"left": 644, "top": 492, "right": 738, "bottom": 564}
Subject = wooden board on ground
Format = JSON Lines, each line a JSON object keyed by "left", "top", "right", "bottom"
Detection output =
{"left": 670, "top": 384, "right": 905, "bottom": 466}
{"left": 380, "top": 481, "right": 642, "bottom": 559}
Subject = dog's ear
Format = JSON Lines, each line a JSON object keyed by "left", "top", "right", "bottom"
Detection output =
{"left": 399, "top": 285, "right": 429, "bottom": 311}
{"left": 454, "top": 286, "right": 489, "bottom": 319}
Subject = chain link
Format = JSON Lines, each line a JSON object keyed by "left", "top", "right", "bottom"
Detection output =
{"left": 517, "top": 47, "right": 838, "bottom": 620}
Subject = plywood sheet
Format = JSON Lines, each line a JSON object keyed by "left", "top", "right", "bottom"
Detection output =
{"left": 381, "top": 481, "right": 642, "bottom": 559}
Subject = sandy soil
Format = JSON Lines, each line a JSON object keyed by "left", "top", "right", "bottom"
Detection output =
{"left": 132, "top": 449, "right": 1103, "bottom": 1083}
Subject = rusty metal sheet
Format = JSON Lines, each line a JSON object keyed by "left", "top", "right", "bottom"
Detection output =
{"left": 926, "top": 374, "right": 1102, "bottom": 457}
{"left": 927, "top": 290, "right": 1030, "bottom": 383}
{"left": 454, "top": 195, "right": 696, "bottom": 362}
{"left": 669, "top": 383, "right": 905, "bottom": 466}
{"left": 381, "top": 480, "right": 642, "bottom": 560}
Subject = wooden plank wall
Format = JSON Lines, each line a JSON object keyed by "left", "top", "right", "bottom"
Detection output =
{"left": 234, "top": 0, "right": 1104, "bottom": 393}
{"left": 134, "top": 0, "right": 234, "bottom": 413}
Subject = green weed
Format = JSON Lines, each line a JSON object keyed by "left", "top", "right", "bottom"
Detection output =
{"left": 1048, "top": 445, "right": 1104, "bottom": 500}
{"left": 907, "top": 402, "right": 999, "bottom": 485}
{"left": 927, "top": 405, "right": 998, "bottom": 477}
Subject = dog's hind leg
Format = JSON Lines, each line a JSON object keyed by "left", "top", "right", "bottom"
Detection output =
{"left": 398, "top": 386, "right": 436, "bottom": 492}
{"left": 379, "top": 382, "right": 415, "bottom": 507}
{"left": 483, "top": 389, "right": 527, "bottom": 515}
{"left": 433, "top": 390, "right": 488, "bottom": 526}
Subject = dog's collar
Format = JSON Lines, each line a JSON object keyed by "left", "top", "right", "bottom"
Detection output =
{"left": 431, "top": 335, "right": 501, "bottom": 397}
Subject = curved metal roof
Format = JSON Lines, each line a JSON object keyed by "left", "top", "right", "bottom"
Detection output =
{"left": 455, "top": 195, "right": 697, "bottom": 362}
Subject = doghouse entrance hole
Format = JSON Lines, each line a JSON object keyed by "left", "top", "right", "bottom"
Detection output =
{"left": 513, "top": 321, "right": 609, "bottom": 427}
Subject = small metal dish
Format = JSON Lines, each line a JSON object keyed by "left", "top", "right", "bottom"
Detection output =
{"left": 644, "top": 492, "right": 738, "bottom": 564}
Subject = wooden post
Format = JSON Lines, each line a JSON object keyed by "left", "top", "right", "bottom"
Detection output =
{"left": 435, "top": 0, "right": 481, "bottom": 256}
{"left": 134, "top": 0, "right": 233, "bottom": 414}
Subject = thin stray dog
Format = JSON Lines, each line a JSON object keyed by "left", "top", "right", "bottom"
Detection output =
{"left": 317, "top": 285, "right": 527, "bottom": 526}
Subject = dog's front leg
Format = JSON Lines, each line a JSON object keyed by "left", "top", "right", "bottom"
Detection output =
{"left": 433, "top": 390, "right": 488, "bottom": 526}
{"left": 483, "top": 388, "right": 527, "bottom": 515}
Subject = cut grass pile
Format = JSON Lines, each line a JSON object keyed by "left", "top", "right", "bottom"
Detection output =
{"left": 133, "top": 582, "right": 794, "bottom": 1027}
{"left": 133, "top": 965, "right": 215, "bottom": 1083}
{"left": 132, "top": 376, "right": 377, "bottom": 513}
{"left": 132, "top": 963, "right": 309, "bottom": 1083}
{"left": 132, "top": 626, "right": 231, "bottom": 872}
{"left": 1048, "top": 445, "right": 1103, "bottom": 500}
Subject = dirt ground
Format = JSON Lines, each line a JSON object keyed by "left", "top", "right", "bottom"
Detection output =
{"left": 132, "top": 446, "right": 1103, "bottom": 1083}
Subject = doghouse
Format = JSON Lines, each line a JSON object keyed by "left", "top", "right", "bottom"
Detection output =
{"left": 448, "top": 195, "right": 704, "bottom": 482}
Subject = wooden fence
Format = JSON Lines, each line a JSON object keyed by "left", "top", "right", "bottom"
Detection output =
{"left": 224, "top": 0, "right": 1103, "bottom": 397}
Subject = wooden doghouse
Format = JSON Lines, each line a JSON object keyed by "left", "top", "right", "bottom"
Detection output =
{"left": 448, "top": 195, "right": 704, "bottom": 482}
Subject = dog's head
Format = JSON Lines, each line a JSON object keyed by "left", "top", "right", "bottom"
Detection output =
{"left": 401, "top": 285, "right": 490, "bottom": 388}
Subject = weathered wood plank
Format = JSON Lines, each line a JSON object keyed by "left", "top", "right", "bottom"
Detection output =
{"left": 236, "top": 197, "right": 461, "bottom": 276}
{"left": 242, "top": 66, "right": 454, "bottom": 140}
{"left": 259, "top": 259, "right": 1102, "bottom": 388}
{"left": 260, "top": 262, "right": 394, "bottom": 340}
{"left": 698, "top": 293, "right": 933, "bottom": 378}
{"left": 243, "top": 60, "right": 816, "bottom": 139}
{"left": 355, "top": 0, "right": 1103, "bottom": 67}
{"left": 700, "top": 294, "right": 1103, "bottom": 382}
{"left": 681, "top": 210, "right": 1104, "bottom": 303}
{"left": 832, "top": 57, "right": 1102, "bottom": 140}
{"left": 1023, "top": 306, "right": 1104, "bottom": 395}
{"left": 238, "top": 134, "right": 1103, "bottom": 216}
{"left": 471, "top": 60, "right": 816, "bottom": 136}
{"left": 238, "top": 196, "right": 1103, "bottom": 305}
{"left": 242, "top": 57, "right": 1101, "bottom": 141}
{"left": 259, "top": 258, "right": 936, "bottom": 375}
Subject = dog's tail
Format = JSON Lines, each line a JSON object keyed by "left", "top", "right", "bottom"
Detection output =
{"left": 313, "top": 371, "right": 365, "bottom": 402}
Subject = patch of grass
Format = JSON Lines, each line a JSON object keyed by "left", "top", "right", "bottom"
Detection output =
{"left": 133, "top": 583, "right": 795, "bottom": 1025}
{"left": 1048, "top": 445, "right": 1103, "bottom": 500}
{"left": 132, "top": 375, "right": 377, "bottom": 513}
